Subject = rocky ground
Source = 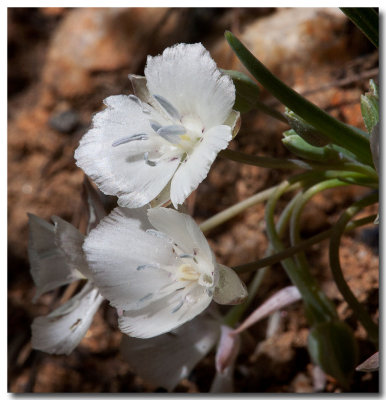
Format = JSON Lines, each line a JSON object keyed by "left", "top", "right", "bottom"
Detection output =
{"left": 8, "top": 7, "right": 379, "bottom": 393}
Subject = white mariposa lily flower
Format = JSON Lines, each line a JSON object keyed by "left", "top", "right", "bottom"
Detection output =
{"left": 74, "top": 43, "right": 240, "bottom": 208}
{"left": 83, "top": 207, "right": 247, "bottom": 338}
{"left": 28, "top": 183, "right": 106, "bottom": 355}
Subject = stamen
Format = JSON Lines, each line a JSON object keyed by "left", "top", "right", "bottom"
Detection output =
{"left": 112, "top": 133, "right": 148, "bottom": 147}
{"left": 138, "top": 293, "right": 153, "bottom": 303}
{"left": 144, "top": 152, "right": 157, "bottom": 167}
{"left": 149, "top": 119, "right": 162, "bottom": 132}
{"left": 146, "top": 229, "right": 171, "bottom": 242}
{"left": 153, "top": 94, "right": 181, "bottom": 120}
{"left": 179, "top": 254, "right": 194, "bottom": 259}
{"left": 171, "top": 300, "right": 184, "bottom": 313}
{"left": 137, "top": 264, "right": 158, "bottom": 271}
{"left": 158, "top": 125, "right": 186, "bottom": 144}
{"left": 128, "top": 94, "right": 141, "bottom": 106}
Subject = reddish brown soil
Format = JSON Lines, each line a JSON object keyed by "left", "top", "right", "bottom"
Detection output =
{"left": 8, "top": 8, "right": 378, "bottom": 393}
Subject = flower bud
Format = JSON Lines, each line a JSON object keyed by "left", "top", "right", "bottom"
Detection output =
{"left": 285, "top": 109, "right": 331, "bottom": 147}
{"left": 308, "top": 321, "right": 359, "bottom": 389}
{"left": 282, "top": 130, "right": 342, "bottom": 163}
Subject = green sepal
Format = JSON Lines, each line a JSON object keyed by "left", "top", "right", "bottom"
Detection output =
{"left": 221, "top": 69, "right": 260, "bottom": 113}
{"left": 308, "top": 320, "right": 359, "bottom": 389}
{"left": 285, "top": 109, "right": 331, "bottom": 147}
{"left": 361, "top": 80, "right": 379, "bottom": 134}
{"left": 282, "top": 130, "right": 342, "bottom": 163}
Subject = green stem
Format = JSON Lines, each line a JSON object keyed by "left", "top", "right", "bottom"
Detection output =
{"left": 289, "top": 180, "right": 349, "bottom": 324}
{"left": 233, "top": 215, "right": 375, "bottom": 274}
{"left": 220, "top": 149, "right": 378, "bottom": 180}
{"left": 219, "top": 149, "right": 307, "bottom": 170}
{"left": 224, "top": 182, "right": 300, "bottom": 327}
{"left": 225, "top": 31, "right": 373, "bottom": 166}
{"left": 200, "top": 182, "right": 303, "bottom": 233}
{"left": 265, "top": 182, "right": 337, "bottom": 324}
{"left": 329, "top": 192, "right": 379, "bottom": 343}
{"left": 289, "top": 179, "right": 348, "bottom": 259}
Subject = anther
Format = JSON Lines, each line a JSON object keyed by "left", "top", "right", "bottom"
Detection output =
{"left": 158, "top": 125, "right": 186, "bottom": 144}
{"left": 146, "top": 229, "right": 171, "bottom": 242}
{"left": 149, "top": 119, "right": 162, "bottom": 132}
{"left": 138, "top": 293, "right": 153, "bottom": 303}
{"left": 153, "top": 94, "right": 181, "bottom": 120}
{"left": 171, "top": 300, "right": 184, "bottom": 313}
{"left": 129, "top": 94, "right": 151, "bottom": 114}
{"left": 112, "top": 133, "right": 148, "bottom": 147}
{"left": 137, "top": 264, "right": 158, "bottom": 271}
{"left": 179, "top": 254, "right": 194, "bottom": 259}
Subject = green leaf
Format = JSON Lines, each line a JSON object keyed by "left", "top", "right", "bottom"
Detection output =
{"left": 308, "top": 320, "right": 359, "bottom": 389}
{"left": 224, "top": 31, "right": 373, "bottom": 166}
{"left": 282, "top": 130, "right": 342, "bottom": 163}
{"left": 340, "top": 8, "right": 378, "bottom": 48}
{"left": 361, "top": 79, "right": 379, "bottom": 134}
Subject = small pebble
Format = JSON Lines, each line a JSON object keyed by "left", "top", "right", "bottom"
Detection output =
{"left": 49, "top": 110, "right": 79, "bottom": 134}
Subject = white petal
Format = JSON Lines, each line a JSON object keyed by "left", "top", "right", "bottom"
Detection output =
{"left": 74, "top": 95, "right": 180, "bottom": 208}
{"left": 233, "top": 286, "right": 301, "bottom": 334}
{"left": 147, "top": 207, "right": 214, "bottom": 267}
{"left": 28, "top": 214, "right": 83, "bottom": 301}
{"left": 210, "top": 325, "right": 240, "bottom": 393}
{"left": 31, "top": 282, "right": 104, "bottom": 355}
{"left": 83, "top": 207, "right": 179, "bottom": 310}
{"left": 51, "top": 216, "right": 90, "bottom": 279}
{"left": 170, "top": 124, "right": 232, "bottom": 207}
{"left": 213, "top": 264, "right": 248, "bottom": 305}
{"left": 215, "top": 325, "right": 240, "bottom": 373}
{"left": 149, "top": 181, "right": 172, "bottom": 208}
{"left": 118, "top": 285, "right": 212, "bottom": 338}
{"left": 120, "top": 312, "right": 220, "bottom": 391}
{"left": 145, "top": 43, "right": 235, "bottom": 128}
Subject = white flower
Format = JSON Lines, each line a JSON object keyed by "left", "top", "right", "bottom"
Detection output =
{"left": 28, "top": 184, "right": 106, "bottom": 355}
{"left": 83, "top": 207, "right": 247, "bottom": 338}
{"left": 74, "top": 43, "right": 240, "bottom": 208}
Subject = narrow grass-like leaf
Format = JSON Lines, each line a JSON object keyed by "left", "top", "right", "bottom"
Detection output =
{"left": 225, "top": 31, "right": 373, "bottom": 166}
{"left": 340, "top": 8, "right": 378, "bottom": 48}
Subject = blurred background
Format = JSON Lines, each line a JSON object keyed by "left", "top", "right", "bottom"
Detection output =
{"left": 8, "top": 7, "right": 378, "bottom": 393}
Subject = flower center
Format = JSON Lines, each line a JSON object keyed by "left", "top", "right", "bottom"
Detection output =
{"left": 176, "top": 264, "right": 200, "bottom": 282}
{"left": 176, "top": 262, "right": 214, "bottom": 288}
{"left": 110, "top": 94, "right": 204, "bottom": 167}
